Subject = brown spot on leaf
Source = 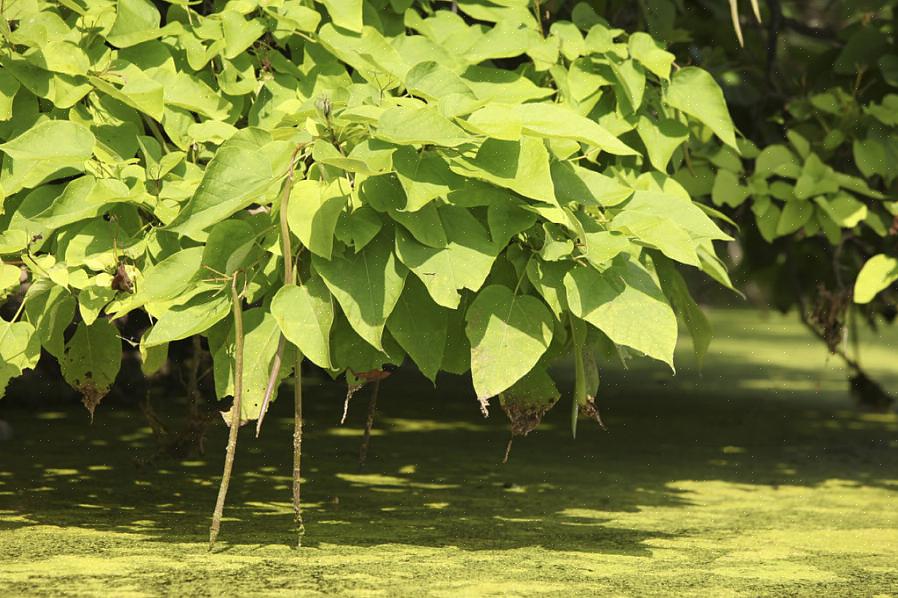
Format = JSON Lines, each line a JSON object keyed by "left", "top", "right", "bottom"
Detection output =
{"left": 580, "top": 395, "right": 608, "bottom": 431}
{"left": 502, "top": 402, "right": 549, "bottom": 438}
{"left": 79, "top": 383, "right": 109, "bottom": 423}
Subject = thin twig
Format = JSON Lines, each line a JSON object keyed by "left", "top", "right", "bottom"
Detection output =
{"left": 358, "top": 378, "right": 381, "bottom": 467}
{"left": 256, "top": 144, "right": 305, "bottom": 437}
{"left": 209, "top": 275, "right": 245, "bottom": 550}
{"left": 293, "top": 350, "right": 304, "bottom": 547}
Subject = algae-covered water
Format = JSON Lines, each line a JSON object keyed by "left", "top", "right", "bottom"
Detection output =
{"left": 1, "top": 309, "right": 897, "bottom": 596}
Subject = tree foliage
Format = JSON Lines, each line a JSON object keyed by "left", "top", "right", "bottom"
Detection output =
{"left": 0, "top": 0, "right": 742, "bottom": 438}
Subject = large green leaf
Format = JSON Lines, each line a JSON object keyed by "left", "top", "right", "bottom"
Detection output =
{"left": 654, "top": 254, "right": 711, "bottom": 367}
{"left": 450, "top": 137, "right": 557, "bottom": 204}
{"left": 636, "top": 116, "right": 688, "bottom": 172}
{"left": 271, "top": 275, "right": 335, "bottom": 369}
{"left": 108, "top": 0, "right": 165, "bottom": 48}
{"left": 393, "top": 148, "right": 464, "bottom": 212}
{"left": 211, "top": 308, "right": 286, "bottom": 421}
{"left": 320, "top": 0, "right": 363, "bottom": 32}
{"left": 144, "top": 291, "right": 232, "bottom": 347}
{"left": 610, "top": 211, "right": 699, "bottom": 266}
{"left": 0, "top": 120, "right": 95, "bottom": 194}
{"left": 0, "top": 320, "right": 41, "bottom": 397}
{"left": 465, "top": 285, "right": 554, "bottom": 401}
{"left": 167, "top": 132, "right": 275, "bottom": 240}
{"left": 59, "top": 320, "right": 122, "bottom": 417}
{"left": 287, "top": 178, "right": 349, "bottom": 260}
{"left": 386, "top": 276, "right": 448, "bottom": 382}
{"left": 394, "top": 207, "right": 499, "bottom": 309}
{"left": 24, "top": 280, "right": 75, "bottom": 358}
{"left": 628, "top": 32, "right": 674, "bottom": 79}
{"left": 313, "top": 229, "right": 407, "bottom": 351}
{"left": 376, "top": 106, "right": 472, "bottom": 147}
{"left": 665, "top": 67, "right": 737, "bottom": 149}
{"left": 13, "top": 176, "right": 131, "bottom": 231}
{"left": 564, "top": 261, "right": 677, "bottom": 367}
{"left": 854, "top": 254, "right": 898, "bottom": 304}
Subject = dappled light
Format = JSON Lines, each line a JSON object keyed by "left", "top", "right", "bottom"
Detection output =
{"left": 2, "top": 310, "right": 897, "bottom": 593}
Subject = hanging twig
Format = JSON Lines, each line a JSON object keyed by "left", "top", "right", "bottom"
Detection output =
{"left": 358, "top": 378, "right": 381, "bottom": 467}
{"left": 209, "top": 274, "right": 245, "bottom": 550}
{"left": 256, "top": 144, "right": 305, "bottom": 438}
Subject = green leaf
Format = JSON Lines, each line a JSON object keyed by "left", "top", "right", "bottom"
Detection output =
{"left": 517, "top": 103, "right": 638, "bottom": 156}
{"left": 0, "top": 120, "right": 95, "bottom": 194}
{"left": 620, "top": 191, "right": 732, "bottom": 242}
{"left": 329, "top": 313, "right": 405, "bottom": 374}
{"left": 88, "top": 70, "right": 165, "bottom": 121}
{"left": 654, "top": 255, "right": 711, "bottom": 367}
{"left": 376, "top": 106, "right": 472, "bottom": 147}
{"left": 271, "top": 276, "right": 335, "bottom": 369}
{"left": 450, "top": 137, "right": 556, "bottom": 204}
{"left": 211, "top": 308, "right": 286, "bottom": 421}
{"left": 665, "top": 67, "right": 737, "bottom": 149}
{"left": 221, "top": 11, "right": 267, "bottom": 59}
{"left": 854, "top": 254, "right": 898, "bottom": 304}
{"left": 121, "top": 247, "right": 204, "bottom": 315}
{"left": 774, "top": 200, "right": 813, "bottom": 237}
{"left": 0, "top": 320, "right": 40, "bottom": 397}
{"left": 611, "top": 211, "right": 699, "bottom": 266}
{"left": 386, "top": 276, "right": 448, "bottom": 382}
{"left": 395, "top": 207, "right": 499, "bottom": 309}
{"left": 0, "top": 263, "right": 19, "bottom": 299}
{"left": 202, "top": 219, "right": 260, "bottom": 276}
{"left": 465, "top": 285, "right": 554, "bottom": 401}
{"left": 60, "top": 320, "right": 122, "bottom": 416}
{"left": 814, "top": 193, "right": 867, "bottom": 229}
{"left": 582, "top": 230, "right": 633, "bottom": 268}
{"left": 487, "top": 199, "right": 537, "bottom": 246}
{"left": 313, "top": 229, "right": 407, "bottom": 351}
{"left": 526, "top": 257, "right": 571, "bottom": 319}
{"left": 320, "top": 0, "right": 363, "bottom": 32}
{"left": 108, "top": 0, "right": 164, "bottom": 48}
{"left": 564, "top": 261, "right": 677, "bottom": 367}
{"left": 711, "top": 170, "right": 750, "bottom": 208}
{"left": 550, "top": 161, "right": 633, "bottom": 207}
{"left": 628, "top": 32, "right": 675, "bottom": 79}
{"left": 0, "top": 70, "right": 19, "bottom": 121}
{"left": 29, "top": 41, "right": 91, "bottom": 77}
{"left": 24, "top": 280, "right": 76, "bottom": 358}
{"left": 287, "top": 178, "right": 349, "bottom": 260}
{"left": 16, "top": 176, "right": 131, "bottom": 231}
{"left": 139, "top": 332, "right": 168, "bottom": 377}
{"left": 636, "top": 116, "right": 688, "bottom": 171}
{"left": 167, "top": 132, "right": 275, "bottom": 240}
{"left": 390, "top": 202, "right": 447, "bottom": 248}
{"left": 393, "top": 148, "right": 464, "bottom": 212}
{"left": 462, "top": 65, "right": 554, "bottom": 103}
{"left": 609, "top": 58, "right": 646, "bottom": 113}
{"left": 144, "top": 291, "right": 232, "bottom": 347}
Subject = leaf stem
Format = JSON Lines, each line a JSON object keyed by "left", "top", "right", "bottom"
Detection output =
{"left": 256, "top": 144, "right": 305, "bottom": 437}
{"left": 208, "top": 274, "right": 244, "bottom": 550}
{"left": 142, "top": 115, "right": 169, "bottom": 154}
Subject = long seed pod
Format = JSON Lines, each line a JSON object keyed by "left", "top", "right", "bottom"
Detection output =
{"left": 208, "top": 274, "right": 245, "bottom": 550}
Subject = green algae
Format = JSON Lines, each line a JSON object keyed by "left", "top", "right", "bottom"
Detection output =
{"left": 0, "top": 308, "right": 897, "bottom": 596}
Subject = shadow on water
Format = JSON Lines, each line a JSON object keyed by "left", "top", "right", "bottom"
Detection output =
{"left": 0, "top": 308, "right": 896, "bottom": 554}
